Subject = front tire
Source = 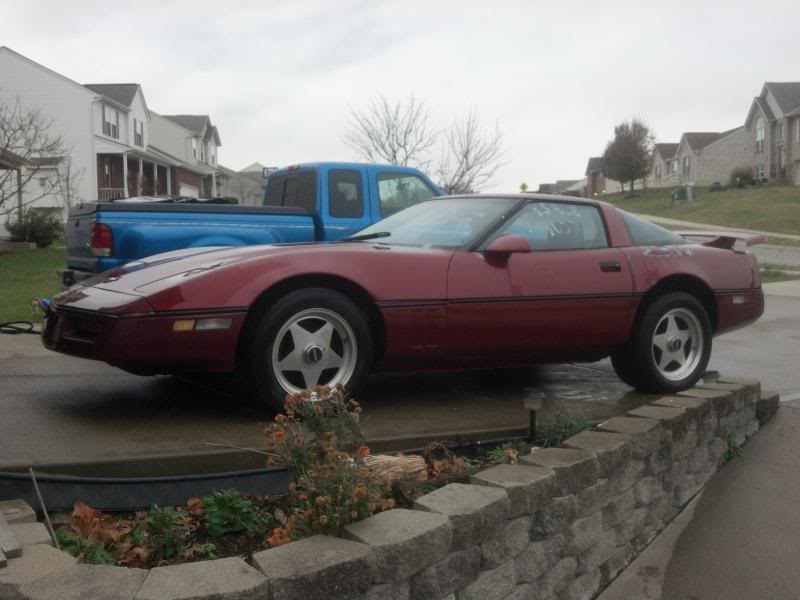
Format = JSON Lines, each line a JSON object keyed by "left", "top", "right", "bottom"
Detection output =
{"left": 242, "top": 288, "right": 372, "bottom": 410}
{"left": 612, "top": 292, "right": 712, "bottom": 393}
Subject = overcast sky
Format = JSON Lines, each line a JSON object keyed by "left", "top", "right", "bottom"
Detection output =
{"left": 3, "top": 0, "right": 800, "bottom": 191}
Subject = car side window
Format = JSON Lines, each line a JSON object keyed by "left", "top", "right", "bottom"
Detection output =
{"left": 493, "top": 202, "right": 608, "bottom": 250}
{"left": 329, "top": 170, "right": 364, "bottom": 218}
{"left": 377, "top": 173, "right": 437, "bottom": 217}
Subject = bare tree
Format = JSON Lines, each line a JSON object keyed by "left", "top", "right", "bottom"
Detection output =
{"left": 343, "top": 94, "right": 437, "bottom": 168}
{"left": 52, "top": 155, "right": 85, "bottom": 211}
{"left": 435, "top": 110, "right": 504, "bottom": 194}
{"left": 0, "top": 95, "right": 69, "bottom": 218}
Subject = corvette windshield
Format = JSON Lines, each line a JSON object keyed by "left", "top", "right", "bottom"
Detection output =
{"left": 352, "top": 198, "right": 517, "bottom": 248}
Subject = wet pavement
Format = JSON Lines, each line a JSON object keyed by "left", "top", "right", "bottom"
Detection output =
{"left": 0, "top": 289, "right": 797, "bottom": 477}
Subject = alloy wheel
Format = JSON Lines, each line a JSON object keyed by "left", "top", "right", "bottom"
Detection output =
{"left": 651, "top": 307, "right": 704, "bottom": 381}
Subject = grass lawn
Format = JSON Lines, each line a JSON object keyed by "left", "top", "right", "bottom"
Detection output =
{"left": 602, "top": 185, "right": 800, "bottom": 236}
{"left": 0, "top": 246, "right": 64, "bottom": 323}
{"left": 760, "top": 264, "right": 800, "bottom": 283}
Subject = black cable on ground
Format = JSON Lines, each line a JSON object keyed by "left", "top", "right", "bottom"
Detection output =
{"left": 0, "top": 321, "right": 40, "bottom": 335}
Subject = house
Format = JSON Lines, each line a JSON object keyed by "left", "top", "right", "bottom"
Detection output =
{"left": 0, "top": 46, "right": 225, "bottom": 236}
{"left": 672, "top": 128, "right": 749, "bottom": 186}
{"left": 743, "top": 82, "right": 800, "bottom": 185}
{"left": 583, "top": 157, "right": 633, "bottom": 196}
{"left": 647, "top": 143, "right": 679, "bottom": 188}
{"left": 217, "top": 165, "right": 267, "bottom": 206}
{"left": 148, "top": 113, "right": 223, "bottom": 198}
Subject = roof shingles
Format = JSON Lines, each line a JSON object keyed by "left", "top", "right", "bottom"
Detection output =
{"left": 84, "top": 83, "right": 139, "bottom": 106}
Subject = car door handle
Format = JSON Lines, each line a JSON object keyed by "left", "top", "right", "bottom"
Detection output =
{"left": 599, "top": 261, "right": 622, "bottom": 272}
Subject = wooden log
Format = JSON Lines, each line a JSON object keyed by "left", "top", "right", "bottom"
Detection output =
{"left": 362, "top": 454, "right": 428, "bottom": 483}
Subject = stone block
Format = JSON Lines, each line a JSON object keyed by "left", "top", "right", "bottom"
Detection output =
{"left": 252, "top": 535, "right": 372, "bottom": 600}
{"left": 505, "top": 583, "right": 539, "bottom": 600}
{"left": 562, "top": 431, "right": 631, "bottom": 476}
{"left": 697, "top": 411, "right": 719, "bottom": 443}
{"left": 674, "top": 475, "right": 702, "bottom": 507}
{"left": 472, "top": 463, "right": 554, "bottom": 518}
{"left": 634, "top": 476, "right": 663, "bottom": 507}
{"left": 628, "top": 405, "right": 689, "bottom": 437}
{"left": 644, "top": 445, "right": 672, "bottom": 476}
{"left": 709, "top": 438, "right": 727, "bottom": 464}
{"left": 680, "top": 387, "right": 735, "bottom": 417}
{"left": 597, "top": 416, "right": 661, "bottom": 458}
{"left": 711, "top": 379, "right": 761, "bottom": 404}
{"left": 531, "top": 496, "right": 576, "bottom": 540}
{"left": 607, "top": 460, "right": 644, "bottom": 496}
{"left": 600, "top": 544, "right": 634, "bottom": 584}
{"left": 687, "top": 445, "right": 709, "bottom": 474}
{"left": 577, "top": 536, "right": 615, "bottom": 574}
{"left": 558, "top": 569, "right": 601, "bottom": 600}
{"left": 654, "top": 395, "right": 712, "bottom": 421}
{"left": 480, "top": 516, "right": 530, "bottom": 569}
{"left": 644, "top": 495, "right": 674, "bottom": 530}
{"left": 567, "top": 512, "right": 603, "bottom": 554}
{"left": 521, "top": 448, "right": 599, "bottom": 495}
{"left": 514, "top": 534, "right": 565, "bottom": 582}
{"left": 457, "top": 559, "right": 515, "bottom": 600}
{"left": 343, "top": 509, "right": 449, "bottom": 583}
{"left": 662, "top": 459, "right": 688, "bottom": 492}
{"left": 361, "top": 580, "right": 410, "bottom": 600}
{"left": 670, "top": 429, "right": 698, "bottom": 461}
{"left": 410, "top": 546, "right": 480, "bottom": 600}
{"left": 602, "top": 488, "right": 635, "bottom": 530}
{"left": 135, "top": 557, "right": 267, "bottom": 600}
{"left": 575, "top": 478, "right": 610, "bottom": 518}
{"left": 613, "top": 507, "right": 646, "bottom": 547}
{"left": 757, "top": 392, "right": 780, "bottom": 426}
{"left": 0, "top": 544, "right": 75, "bottom": 599}
{"left": 0, "top": 513, "right": 23, "bottom": 559}
{"left": 537, "top": 557, "right": 577, "bottom": 598}
{"left": 10, "top": 523, "right": 51, "bottom": 547}
{"left": 21, "top": 564, "right": 147, "bottom": 600}
{"left": 414, "top": 483, "right": 508, "bottom": 550}
{"left": 0, "top": 500, "right": 36, "bottom": 525}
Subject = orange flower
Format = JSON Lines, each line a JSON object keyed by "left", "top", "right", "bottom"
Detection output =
{"left": 273, "top": 430, "right": 285, "bottom": 442}
{"left": 357, "top": 446, "right": 370, "bottom": 458}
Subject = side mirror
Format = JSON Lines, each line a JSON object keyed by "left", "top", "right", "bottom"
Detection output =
{"left": 484, "top": 234, "right": 531, "bottom": 258}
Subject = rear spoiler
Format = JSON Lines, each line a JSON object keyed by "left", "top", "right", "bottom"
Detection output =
{"left": 676, "top": 231, "right": 765, "bottom": 249}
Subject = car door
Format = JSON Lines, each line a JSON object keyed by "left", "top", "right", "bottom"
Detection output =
{"left": 446, "top": 200, "right": 637, "bottom": 366}
{"left": 321, "top": 167, "right": 372, "bottom": 240}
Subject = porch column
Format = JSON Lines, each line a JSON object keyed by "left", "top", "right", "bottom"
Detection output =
{"left": 211, "top": 172, "right": 217, "bottom": 197}
{"left": 166, "top": 166, "right": 172, "bottom": 195}
{"left": 152, "top": 163, "right": 159, "bottom": 194}
{"left": 122, "top": 153, "right": 129, "bottom": 198}
{"left": 138, "top": 158, "right": 143, "bottom": 196}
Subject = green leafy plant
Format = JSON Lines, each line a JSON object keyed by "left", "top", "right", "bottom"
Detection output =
{"left": 56, "top": 529, "right": 115, "bottom": 565}
{"left": 203, "top": 489, "right": 270, "bottom": 537}
{"left": 486, "top": 440, "right": 527, "bottom": 463}
{"left": 534, "top": 413, "right": 590, "bottom": 448}
{"left": 133, "top": 505, "right": 189, "bottom": 562}
{"left": 724, "top": 436, "right": 743, "bottom": 462}
{"left": 6, "top": 209, "right": 62, "bottom": 248}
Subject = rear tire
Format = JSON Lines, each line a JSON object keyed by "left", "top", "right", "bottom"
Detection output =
{"left": 241, "top": 288, "right": 372, "bottom": 411}
{"left": 611, "top": 292, "right": 712, "bottom": 393}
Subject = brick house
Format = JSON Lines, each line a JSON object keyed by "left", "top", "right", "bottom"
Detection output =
{"left": 743, "top": 82, "right": 800, "bottom": 185}
{"left": 647, "top": 143, "right": 679, "bottom": 188}
{"left": 584, "top": 157, "right": 636, "bottom": 196}
{"left": 672, "top": 128, "right": 749, "bottom": 186}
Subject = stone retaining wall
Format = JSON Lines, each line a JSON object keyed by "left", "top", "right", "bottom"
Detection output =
{"left": 0, "top": 379, "right": 780, "bottom": 600}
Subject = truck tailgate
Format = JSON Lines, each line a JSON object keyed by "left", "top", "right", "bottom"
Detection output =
{"left": 65, "top": 206, "right": 97, "bottom": 272}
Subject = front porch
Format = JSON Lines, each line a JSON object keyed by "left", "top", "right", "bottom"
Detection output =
{"left": 96, "top": 153, "right": 175, "bottom": 200}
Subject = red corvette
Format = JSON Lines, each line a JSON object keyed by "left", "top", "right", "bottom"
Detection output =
{"left": 44, "top": 195, "right": 764, "bottom": 409}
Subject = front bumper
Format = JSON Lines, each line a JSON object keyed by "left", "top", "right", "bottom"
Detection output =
{"left": 42, "top": 303, "right": 247, "bottom": 375}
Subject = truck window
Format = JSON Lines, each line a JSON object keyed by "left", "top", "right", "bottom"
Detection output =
{"left": 329, "top": 170, "right": 364, "bottom": 218}
{"left": 377, "top": 173, "right": 437, "bottom": 217}
{"left": 264, "top": 170, "right": 317, "bottom": 212}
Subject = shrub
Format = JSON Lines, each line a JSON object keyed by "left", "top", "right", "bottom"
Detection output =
{"left": 202, "top": 489, "right": 269, "bottom": 537}
{"left": 264, "top": 386, "right": 394, "bottom": 544}
{"left": 131, "top": 505, "right": 189, "bottom": 562}
{"left": 535, "top": 412, "right": 590, "bottom": 447}
{"left": 5, "top": 209, "right": 62, "bottom": 248}
{"left": 56, "top": 529, "right": 115, "bottom": 565}
{"left": 730, "top": 166, "right": 754, "bottom": 188}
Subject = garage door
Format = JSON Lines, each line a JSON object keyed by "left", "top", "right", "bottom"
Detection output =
{"left": 179, "top": 183, "right": 199, "bottom": 198}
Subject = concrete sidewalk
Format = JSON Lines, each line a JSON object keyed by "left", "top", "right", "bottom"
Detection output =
{"left": 599, "top": 400, "right": 800, "bottom": 600}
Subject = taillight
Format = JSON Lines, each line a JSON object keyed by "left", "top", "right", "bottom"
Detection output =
{"left": 90, "top": 223, "right": 113, "bottom": 257}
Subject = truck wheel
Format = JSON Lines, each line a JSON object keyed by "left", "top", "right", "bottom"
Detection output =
{"left": 243, "top": 288, "right": 372, "bottom": 411}
{"left": 611, "top": 292, "right": 712, "bottom": 393}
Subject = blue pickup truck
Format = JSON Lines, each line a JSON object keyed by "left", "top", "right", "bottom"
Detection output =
{"left": 62, "top": 162, "right": 441, "bottom": 285}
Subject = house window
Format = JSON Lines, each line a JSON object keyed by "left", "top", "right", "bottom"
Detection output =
{"left": 777, "top": 122, "right": 784, "bottom": 142}
{"left": 102, "top": 105, "right": 119, "bottom": 139}
{"left": 796, "top": 119, "right": 800, "bottom": 143}
{"left": 754, "top": 165, "right": 765, "bottom": 180}
{"left": 755, "top": 117, "right": 765, "bottom": 152}
{"left": 192, "top": 138, "right": 198, "bottom": 159}
{"left": 670, "top": 160, "right": 677, "bottom": 175}
{"left": 683, "top": 156, "right": 690, "bottom": 176}
{"left": 133, "top": 119, "right": 143, "bottom": 147}
{"left": 200, "top": 143, "right": 206, "bottom": 162}
{"left": 655, "top": 165, "right": 662, "bottom": 179}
